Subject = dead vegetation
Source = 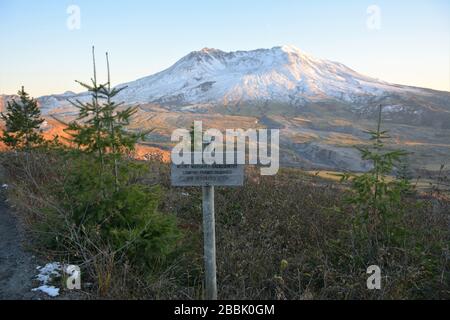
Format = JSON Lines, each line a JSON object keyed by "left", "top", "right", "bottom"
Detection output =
{"left": 2, "top": 151, "right": 448, "bottom": 300}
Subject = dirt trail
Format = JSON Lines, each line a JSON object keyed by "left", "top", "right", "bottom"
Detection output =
{"left": 0, "top": 200, "right": 38, "bottom": 299}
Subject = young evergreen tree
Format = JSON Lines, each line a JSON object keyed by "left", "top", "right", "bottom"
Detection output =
{"left": 1, "top": 86, "right": 44, "bottom": 150}
{"left": 58, "top": 47, "right": 179, "bottom": 272}
{"left": 340, "top": 105, "right": 412, "bottom": 247}
{"left": 396, "top": 155, "right": 413, "bottom": 182}
{"left": 64, "top": 47, "right": 144, "bottom": 190}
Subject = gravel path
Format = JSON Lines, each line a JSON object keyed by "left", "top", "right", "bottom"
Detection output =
{"left": 0, "top": 200, "right": 39, "bottom": 299}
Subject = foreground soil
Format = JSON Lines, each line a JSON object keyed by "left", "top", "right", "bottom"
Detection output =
{"left": 0, "top": 199, "right": 39, "bottom": 299}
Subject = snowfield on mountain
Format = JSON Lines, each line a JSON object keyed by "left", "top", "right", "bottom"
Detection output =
{"left": 1, "top": 45, "right": 449, "bottom": 172}
{"left": 6, "top": 45, "right": 445, "bottom": 113}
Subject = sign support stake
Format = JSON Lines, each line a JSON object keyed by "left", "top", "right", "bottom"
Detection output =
{"left": 202, "top": 185, "right": 217, "bottom": 300}
{"left": 172, "top": 154, "right": 244, "bottom": 300}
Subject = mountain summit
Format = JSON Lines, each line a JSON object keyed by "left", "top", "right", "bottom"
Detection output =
{"left": 1, "top": 45, "right": 449, "bottom": 172}
{"left": 115, "top": 45, "right": 432, "bottom": 108}
{"left": 3, "top": 45, "right": 449, "bottom": 129}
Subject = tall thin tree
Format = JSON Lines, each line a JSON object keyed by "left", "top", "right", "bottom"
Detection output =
{"left": 65, "top": 47, "right": 144, "bottom": 190}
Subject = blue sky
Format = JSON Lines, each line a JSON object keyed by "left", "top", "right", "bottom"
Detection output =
{"left": 0, "top": 0, "right": 449, "bottom": 96}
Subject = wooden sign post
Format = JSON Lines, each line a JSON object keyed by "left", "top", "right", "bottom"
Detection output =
{"left": 172, "top": 161, "right": 244, "bottom": 300}
{"left": 202, "top": 185, "right": 216, "bottom": 300}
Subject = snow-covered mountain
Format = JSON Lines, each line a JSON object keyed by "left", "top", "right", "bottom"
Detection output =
{"left": 3, "top": 45, "right": 447, "bottom": 115}
{"left": 22, "top": 45, "right": 449, "bottom": 124}
{"left": 115, "top": 45, "right": 427, "bottom": 106}
{"left": 2, "top": 45, "right": 450, "bottom": 171}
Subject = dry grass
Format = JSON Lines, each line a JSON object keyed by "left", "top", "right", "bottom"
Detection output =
{"left": 157, "top": 166, "right": 450, "bottom": 300}
{"left": 1, "top": 151, "right": 449, "bottom": 300}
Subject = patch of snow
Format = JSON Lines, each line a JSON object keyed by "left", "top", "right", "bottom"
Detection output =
{"left": 383, "top": 104, "right": 421, "bottom": 115}
{"left": 35, "top": 262, "right": 61, "bottom": 283}
{"left": 180, "top": 105, "right": 202, "bottom": 111}
{"left": 384, "top": 105, "right": 405, "bottom": 113}
{"left": 32, "top": 262, "right": 62, "bottom": 297}
{"left": 32, "top": 285, "right": 60, "bottom": 297}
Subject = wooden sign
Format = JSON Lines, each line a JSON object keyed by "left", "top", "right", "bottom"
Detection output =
{"left": 171, "top": 163, "right": 244, "bottom": 187}
{"left": 171, "top": 152, "right": 245, "bottom": 300}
